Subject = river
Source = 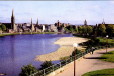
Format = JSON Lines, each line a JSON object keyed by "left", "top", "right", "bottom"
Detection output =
{"left": 0, "top": 34, "right": 72, "bottom": 76}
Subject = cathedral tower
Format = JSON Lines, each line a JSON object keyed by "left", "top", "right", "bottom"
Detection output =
{"left": 57, "top": 20, "right": 60, "bottom": 27}
{"left": 31, "top": 18, "right": 34, "bottom": 32}
{"left": 36, "top": 18, "right": 38, "bottom": 26}
{"left": 102, "top": 19, "right": 105, "bottom": 24}
{"left": 11, "top": 9, "right": 16, "bottom": 31}
{"left": 84, "top": 19, "right": 87, "bottom": 25}
{"left": 35, "top": 18, "right": 38, "bottom": 32}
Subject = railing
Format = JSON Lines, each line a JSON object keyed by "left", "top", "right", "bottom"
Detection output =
{"left": 29, "top": 46, "right": 114, "bottom": 76}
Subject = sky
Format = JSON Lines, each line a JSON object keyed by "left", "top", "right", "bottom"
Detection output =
{"left": 0, "top": 1, "right": 114, "bottom": 25}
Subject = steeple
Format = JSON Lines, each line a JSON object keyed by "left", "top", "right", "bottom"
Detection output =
{"left": 31, "top": 18, "right": 34, "bottom": 32}
{"left": 11, "top": 9, "right": 16, "bottom": 31}
{"left": 57, "top": 20, "right": 60, "bottom": 27}
{"left": 102, "top": 18, "right": 105, "bottom": 24}
{"left": 84, "top": 19, "right": 87, "bottom": 25}
{"left": 36, "top": 18, "right": 38, "bottom": 25}
{"left": 12, "top": 9, "right": 14, "bottom": 18}
{"left": 58, "top": 20, "right": 59, "bottom": 23}
{"left": 31, "top": 18, "right": 32, "bottom": 25}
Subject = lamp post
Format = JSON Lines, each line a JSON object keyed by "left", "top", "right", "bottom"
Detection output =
{"left": 106, "top": 35, "right": 108, "bottom": 53}
{"left": 73, "top": 43, "right": 78, "bottom": 76}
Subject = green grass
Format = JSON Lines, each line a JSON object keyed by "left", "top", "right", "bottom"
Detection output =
{"left": 0, "top": 33, "right": 19, "bottom": 37}
{"left": 100, "top": 51, "right": 114, "bottom": 62}
{"left": 82, "top": 68, "right": 114, "bottom": 76}
{"left": 97, "top": 37, "right": 114, "bottom": 44}
{"left": 0, "top": 32, "right": 56, "bottom": 37}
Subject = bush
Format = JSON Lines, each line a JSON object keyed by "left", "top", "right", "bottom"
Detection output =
{"left": 60, "top": 56, "right": 70, "bottom": 66}
{"left": 39, "top": 61, "right": 54, "bottom": 75}
{"left": 19, "top": 64, "right": 38, "bottom": 76}
{"left": 39, "top": 61, "right": 53, "bottom": 70}
{"left": 71, "top": 49, "right": 82, "bottom": 56}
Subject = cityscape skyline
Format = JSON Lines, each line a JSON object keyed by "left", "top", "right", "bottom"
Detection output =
{"left": 0, "top": 1, "right": 114, "bottom": 25}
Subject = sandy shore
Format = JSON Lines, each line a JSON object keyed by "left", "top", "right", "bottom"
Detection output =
{"left": 35, "top": 37, "right": 88, "bottom": 61}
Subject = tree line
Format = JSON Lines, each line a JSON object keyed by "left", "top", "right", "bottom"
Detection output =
{"left": 65, "top": 24, "right": 114, "bottom": 37}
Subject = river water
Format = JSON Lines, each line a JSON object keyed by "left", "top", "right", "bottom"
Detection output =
{"left": 0, "top": 34, "right": 72, "bottom": 76}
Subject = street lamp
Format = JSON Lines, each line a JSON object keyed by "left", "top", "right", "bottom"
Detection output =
{"left": 73, "top": 43, "right": 78, "bottom": 76}
{"left": 106, "top": 35, "right": 109, "bottom": 53}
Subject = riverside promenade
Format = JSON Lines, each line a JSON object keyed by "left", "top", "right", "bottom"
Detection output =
{"left": 55, "top": 48, "right": 114, "bottom": 76}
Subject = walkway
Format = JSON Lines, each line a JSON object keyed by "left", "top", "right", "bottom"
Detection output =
{"left": 55, "top": 48, "right": 114, "bottom": 76}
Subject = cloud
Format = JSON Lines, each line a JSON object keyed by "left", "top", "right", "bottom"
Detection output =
{"left": 17, "top": 12, "right": 32, "bottom": 16}
{"left": 0, "top": 17, "right": 10, "bottom": 23}
{"left": 0, "top": 3, "right": 10, "bottom": 7}
{"left": 110, "top": 1, "right": 114, "bottom": 4}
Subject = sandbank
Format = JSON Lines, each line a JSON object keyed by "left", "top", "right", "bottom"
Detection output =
{"left": 35, "top": 37, "right": 88, "bottom": 61}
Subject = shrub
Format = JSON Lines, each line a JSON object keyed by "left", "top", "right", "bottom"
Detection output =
{"left": 72, "top": 49, "right": 82, "bottom": 56}
{"left": 19, "top": 64, "right": 37, "bottom": 76}
{"left": 39, "top": 61, "right": 53, "bottom": 70}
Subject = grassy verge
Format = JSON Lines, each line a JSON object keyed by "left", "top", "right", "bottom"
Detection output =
{"left": 0, "top": 32, "right": 56, "bottom": 37}
{"left": 97, "top": 37, "right": 114, "bottom": 44}
{"left": 0, "top": 33, "right": 19, "bottom": 37}
{"left": 82, "top": 68, "right": 114, "bottom": 76}
{"left": 100, "top": 51, "right": 114, "bottom": 62}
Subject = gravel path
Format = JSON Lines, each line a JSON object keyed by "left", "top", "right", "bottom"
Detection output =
{"left": 55, "top": 48, "right": 114, "bottom": 76}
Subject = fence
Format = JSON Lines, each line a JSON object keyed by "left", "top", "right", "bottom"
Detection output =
{"left": 29, "top": 46, "right": 114, "bottom": 76}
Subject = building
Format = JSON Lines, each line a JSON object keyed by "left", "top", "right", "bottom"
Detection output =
{"left": 1, "top": 9, "right": 67, "bottom": 33}
{"left": 2, "top": 9, "right": 17, "bottom": 33}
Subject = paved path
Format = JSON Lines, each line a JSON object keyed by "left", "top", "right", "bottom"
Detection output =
{"left": 56, "top": 48, "right": 114, "bottom": 76}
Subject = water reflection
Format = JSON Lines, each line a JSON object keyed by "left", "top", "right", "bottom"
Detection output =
{"left": 0, "top": 34, "right": 72, "bottom": 76}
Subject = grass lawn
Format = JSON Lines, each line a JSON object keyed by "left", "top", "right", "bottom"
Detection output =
{"left": 82, "top": 68, "right": 114, "bottom": 76}
{"left": 97, "top": 37, "right": 114, "bottom": 44}
{"left": 100, "top": 51, "right": 114, "bottom": 62}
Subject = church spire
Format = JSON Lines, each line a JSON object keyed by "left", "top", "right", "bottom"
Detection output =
{"left": 58, "top": 20, "right": 59, "bottom": 23}
{"left": 84, "top": 19, "right": 87, "bottom": 25}
{"left": 31, "top": 18, "right": 34, "bottom": 32}
{"left": 57, "top": 20, "right": 60, "bottom": 27}
{"left": 102, "top": 18, "right": 105, "bottom": 24}
{"left": 12, "top": 9, "right": 14, "bottom": 18}
{"left": 31, "top": 18, "right": 32, "bottom": 25}
{"left": 36, "top": 18, "right": 38, "bottom": 25}
{"left": 11, "top": 9, "right": 16, "bottom": 31}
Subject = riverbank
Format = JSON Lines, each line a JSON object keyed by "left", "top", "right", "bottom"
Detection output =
{"left": 35, "top": 37, "right": 88, "bottom": 61}
{"left": 0, "top": 32, "right": 56, "bottom": 37}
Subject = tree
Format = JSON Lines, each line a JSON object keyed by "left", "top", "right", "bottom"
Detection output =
{"left": 70, "top": 26, "right": 74, "bottom": 33}
{"left": 78, "top": 26, "right": 83, "bottom": 34}
{"left": 40, "top": 61, "right": 53, "bottom": 70}
{"left": 0, "top": 27, "right": 2, "bottom": 31}
{"left": 106, "top": 24, "right": 114, "bottom": 37}
{"left": 72, "top": 49, "right": 81, "bottom": 56}
{"left": 86, "top": 26, "right": 93, "bottom": 35}
{"left": 97, "top": 24, "right": 106, "bottom": 36}
{"left": 0, "top": 24, "right": 6, "bottom": 31}
{"left": 19, "top": 64, "right": 37, "bottom": 76}
{"left": 1, "top": 24, "right": 6, "bottom": 31}
{"left": 64, "top": 27, "right": 70, "bottom": 33}
{"left": 82, "top": 26, "right": 87, "bottom": 35}
{"left": 75, "top": 27, "right": 78, "bottom": 33}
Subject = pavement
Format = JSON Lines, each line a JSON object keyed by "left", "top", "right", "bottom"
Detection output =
{"left": 55, "top": 48, "right": 114, "bottom": 76}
